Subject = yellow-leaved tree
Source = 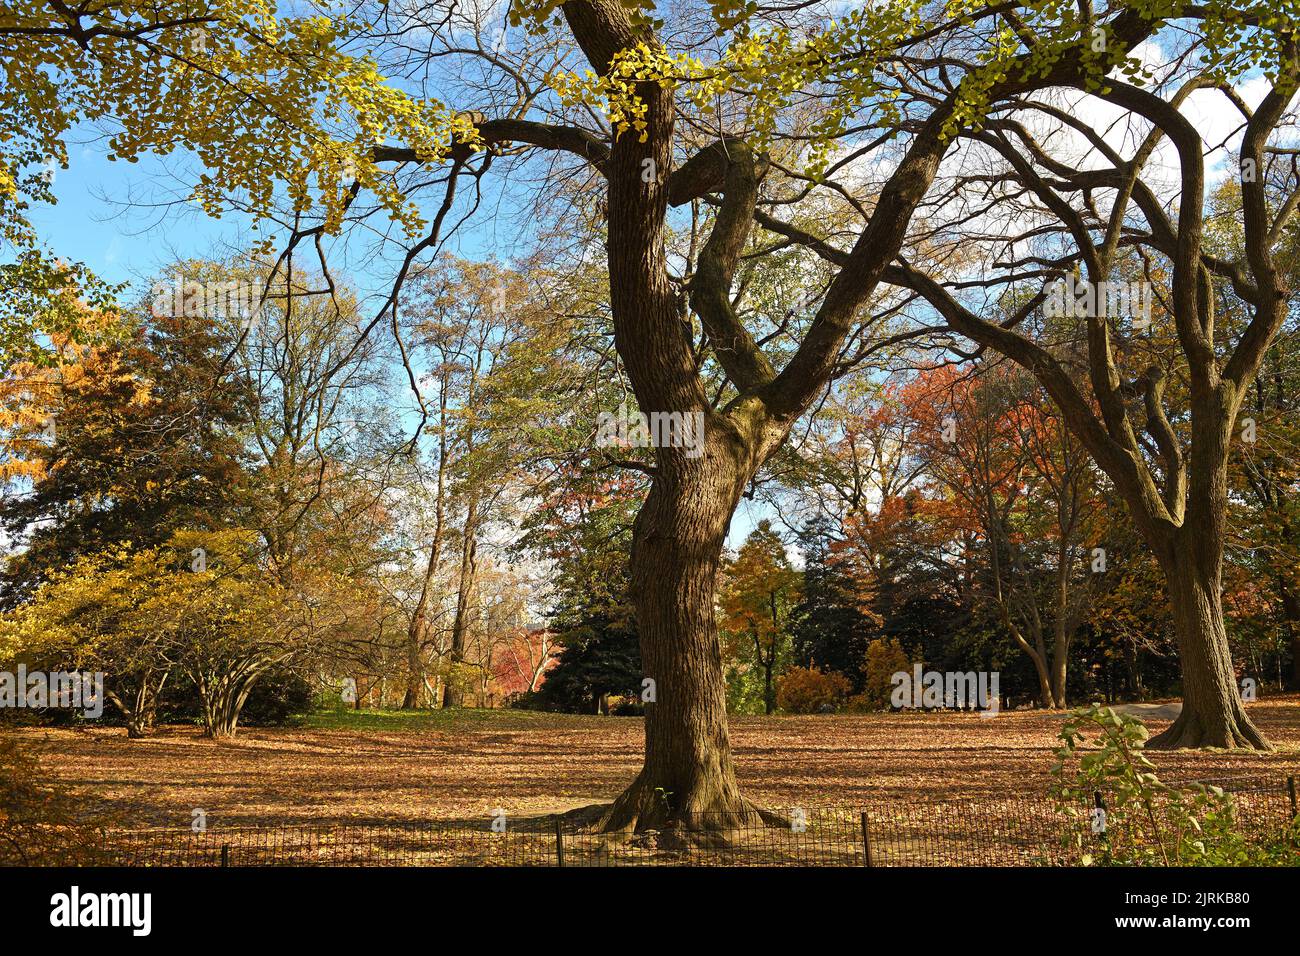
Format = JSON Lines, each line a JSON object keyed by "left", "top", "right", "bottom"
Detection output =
{"left": 1, "top": 0, "right": 477, "bottom": 367}
{"left": 0, "top": 530, "right": 316, "bottom": 738}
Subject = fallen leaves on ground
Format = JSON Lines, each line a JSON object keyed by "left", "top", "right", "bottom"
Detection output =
{"left": 9, "top": 695, "right": 1298, "bottom": 829}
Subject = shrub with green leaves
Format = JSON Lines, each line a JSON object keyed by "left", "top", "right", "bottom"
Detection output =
{"left": 1050, "top": 704, "right": 1299, "bottom": 866}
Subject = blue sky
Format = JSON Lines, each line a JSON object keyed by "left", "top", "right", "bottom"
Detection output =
{"left": 31, "top": 143, "right": 241, "bottom": 291}
{"left": 26, "top": 130, "right": 772, "bottom": 551}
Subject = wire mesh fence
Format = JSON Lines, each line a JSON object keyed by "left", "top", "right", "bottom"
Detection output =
{"left": 38, "top": 773, "right": 1300, "bottom": 867}
{"left": 861, "top": 774, "right": 1298, "bottom": 866}
{"left": 861, "top": 791, "right": 1073, "bottom": 866}
{"left": 1082, "top": 773, "right": 1300, "bottom": 865}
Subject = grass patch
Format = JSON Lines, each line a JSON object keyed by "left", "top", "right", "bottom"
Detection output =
{"left": 300, "top": 707, "right": 606, "bottom": 733}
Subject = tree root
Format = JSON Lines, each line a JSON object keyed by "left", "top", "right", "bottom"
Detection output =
{"left": 1146, "top": 708, "right": 1274, "bottom": 751}
{"left": 555, "top": 778, "right": 788, "bottom": 850}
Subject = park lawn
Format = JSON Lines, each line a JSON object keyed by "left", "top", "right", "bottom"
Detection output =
{"left": 12, "top": 695, "right": 1300, "bottom": 829}
{"left": 302, "top": 707, "right": 583, "bottom": 733}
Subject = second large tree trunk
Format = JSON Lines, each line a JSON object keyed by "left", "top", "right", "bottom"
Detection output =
{"left": 1147, "top": 550, "right": 1271, "bottom": 750}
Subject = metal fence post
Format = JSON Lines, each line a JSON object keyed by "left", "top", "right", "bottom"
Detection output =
{"left": 554, "top": 819, "right": 565, "bottom": 868}
{"left": 860, "top": 811, "right": 873, "bottom": 867}
{"left": 220, "top": 843, "right": 230, "bottom": 868}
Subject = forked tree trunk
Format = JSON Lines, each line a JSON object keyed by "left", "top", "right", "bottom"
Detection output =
{"left": 601, "top": 436, "right": 766, "bottom": 832}
{"left": 999, "top": 606, "right": 1056, "bottom": 708}
{"left": 195, "top": 662, "right": 272, "bottom": 740}
{"left": 560, "top": 0, "right": 949, "bottom": 833}
{"left": 203, "top": 693, "right": 247, "bottom": 739}
{"left": 108, "top": 669, "right": 169, "bottom": 739}
{"left": 1142, "top": 403, "right": 1272, "bottom": 750}
{"left": 442, "top": 498, "right": 479, "bottom": 709}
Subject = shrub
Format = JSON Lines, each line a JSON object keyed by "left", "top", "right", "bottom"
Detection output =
{"left": 238, "top": 668, "right": 314, "bottom": 726}
{"left": 776, "top": 666, "right": 851, "bottom": 714}
{"left": 506, "top": 689, "right": 550, "bottom": 711}
{"left": 860, "top": 638, "right": 911, "bottom": 710}
{"left": 1050, "top": 703, "right": 1300, "bottom": 865}
{"left": 607, "top": 695, "right": 645, "bottom": 716}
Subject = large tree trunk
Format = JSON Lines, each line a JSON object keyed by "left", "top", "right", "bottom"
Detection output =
{"left": 1147, "top": 545, "right": 1271, "bottom": 750}
{"left": 601, "top": 437, "right": 765, "bottom": 832}
{"left": 557, "top": 0, "right": 947, "bottom": 834}
{"left": 1145, "top": 398, "right": 1272, "bottom": 750}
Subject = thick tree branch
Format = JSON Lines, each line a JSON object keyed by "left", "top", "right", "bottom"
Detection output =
{"left": 687, "top": 140, "right": 777, "bottom": 392}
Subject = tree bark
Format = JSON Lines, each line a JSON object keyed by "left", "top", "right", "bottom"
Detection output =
{"left": 442, "top": 498, "right": 479, "bottom": 708}
{"left": 1147, "top": 550, "right": 1271, "bottom": 749}
{"left": 1049, "top": 641, "right": 1068, "bottom": 709}
{"left": 1141, "top": 384, "right": 1272, "bottom": 750}
{"left": 404, "top": 381, "right": 450, "bottom": 709}
{"left": 750, "top": 627, "right": 776, "bottom": 715}
{"left": 993, "top": 590, "right": 1056, "bottom": 708}
{"left": 601, "top": 431, "right": 769, "bottom": 831}
{"left": 403, "top": 522, "right": 443, "bottom": 709}
{"left": 553, "top": 0, "right": 963, "bottom": 832}
{"left": 195, "top": 660, "right": 272, "bottom": 739}
{"left": 1048, "top": 541, "right": 1073, "bottom": 708}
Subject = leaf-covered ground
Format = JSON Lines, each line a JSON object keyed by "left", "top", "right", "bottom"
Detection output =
{"left": 12, "top": 695, "right": 1300, "bottom": 829}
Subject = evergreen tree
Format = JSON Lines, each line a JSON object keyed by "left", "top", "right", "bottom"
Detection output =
{"left": 2, "top": 306, "right": 252, "bottom": 606}
{"left": 790, "top": 517, "right": 871, "bottom": 690}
